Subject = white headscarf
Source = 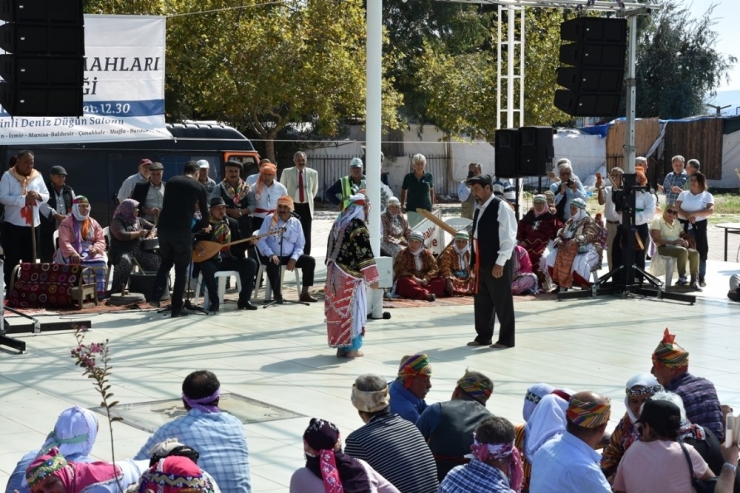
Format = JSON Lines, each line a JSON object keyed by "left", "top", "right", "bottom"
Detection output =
{"left": 524, "top": 393, "right": 569, "bottom": 461}
{"left": 523, "top": 383, "right": 555, "bottom": 422}
{"left": 624, "top": 373, "right": 663, "bottom": 423}
{"left": 39, "top": 406, "right": 98, "bottom": 457}
{"left": 71, "top": 196, "right": 91, "bottom": 222}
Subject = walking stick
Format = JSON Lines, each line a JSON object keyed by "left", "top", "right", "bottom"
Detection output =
{"left": 31, "top": 218, "right": 37, "bottom": 263}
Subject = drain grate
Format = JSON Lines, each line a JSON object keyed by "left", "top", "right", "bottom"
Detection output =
{"left": 92, "top": 392, "right": 303, "bottom": 433}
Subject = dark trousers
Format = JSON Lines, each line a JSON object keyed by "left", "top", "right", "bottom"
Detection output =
{"left": 3, "top": 222, "right": 40, "bottom": 288}
{"left": 199, "top": 256, "right": 257, "bottom": 308}
{"left": 260, "top": 254, "right": 315, "bottom": 297}
{"left": 294, "top": 203, "right": 312, "bottom": 255}
{"left": 473, "top": 260, "right": 515, "bottom": 347}
{"left": 152, "top": 233, "right": 192, "bottom": 311}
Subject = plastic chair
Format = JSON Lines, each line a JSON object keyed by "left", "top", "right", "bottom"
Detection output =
{"left": 102, "top": 226, "right": 116, "bottom": 291}
{"left": 194, "top": 270, "right": 242, "bottom": 310}
{"left": 252, "top": 231, "right": 302, "bottom": 301}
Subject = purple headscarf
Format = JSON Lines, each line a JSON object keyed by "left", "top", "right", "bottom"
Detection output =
{"left": 113, "top": 199, "right": 141, "bottom": 231}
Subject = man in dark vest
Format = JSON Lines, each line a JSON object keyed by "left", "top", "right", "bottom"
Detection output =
{"left": 467, "top": 174, "right": 517, "bottom": 348}
{"left": 131, "top": 161, "right": 166, "bottom": 223}
{"left": 39, "top": 166, "right": 74, "bottom": 263}
{"left": 415, "top": 370, "right": 495, "bottom": 481}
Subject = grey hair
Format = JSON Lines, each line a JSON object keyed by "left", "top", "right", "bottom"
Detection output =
{"left": 687, "top": 159, "right": 700, "bottom": 170}
{"left": 557, "top": 160, "right": 573, "bottom": 172}
{"left": 411, "top": 154, "right": 427, "bottom": 166}
{"left": 647, "top": 391, "right": 687, "bottom": 423}
{"left": 354, "top": 374, "right": 388, "bottom": 392}
{"left": 610, "top": 167, "right": 624, "bottom": 175}
{"left": 294, "top": 151, "right": 307, "bottom": 161}
{"left": 635, "top": 157, "right": 648, "bottom": 165}
{"left": 671, "top": 155, "right": 685, "bottom": 164}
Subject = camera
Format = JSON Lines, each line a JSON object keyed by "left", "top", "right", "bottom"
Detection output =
{"left": 467, "top": 171, "right": 475, "bottom": 178}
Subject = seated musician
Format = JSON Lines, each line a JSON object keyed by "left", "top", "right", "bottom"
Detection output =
{"left": 393, "top": 231, "right": 446, "bottom": 301}
{"left": 108, "top": 199, "right": 161, "bottom": 294}
{"left": 517, "top": 194, "right": 562, "bottom": 286}
{"left": 53, "top": 196, "right": 108, "bottom": 299}
{"left": 196, "top": 197, "right": 258, "bottom": 312}
{"left": 256, "top": 195, "right": 317, "bottom": 303}
{"left": 437, "top": 231, "right": 474, "bottom": 296}
{"left": 543, "top": 198, "right": 603, "bottom": 290}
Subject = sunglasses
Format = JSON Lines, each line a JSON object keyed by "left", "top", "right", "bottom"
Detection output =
{"left": 667, "top": 209, "right": 679, "bottom": 215}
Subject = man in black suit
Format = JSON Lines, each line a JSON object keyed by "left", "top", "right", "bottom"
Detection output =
{"left": 466, "top": 174, "right": 518, "bottom": 348}
{"left": 131, "top": 161, "right": 166, "bottom": 223}
{"left": 196, "top": 197, "right": 258, "bottom": 312}
{"left": 39, "top": 165, "right": 74, "bottom": 263}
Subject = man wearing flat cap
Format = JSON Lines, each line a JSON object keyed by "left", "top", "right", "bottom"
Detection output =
{"left": 466, "top": 174, "right": 517, "bottom": 349}
{"left": 195, "top": 197, "right": 258, "bottom": 312}
{"left": 117, "top": 157, "right": 152, "bottom": 203}
{"left": 132, "top": 161, "right": 166, "bottom": 223}
{"left": 344, "top": 374, "right": 439, "bottom": 493}
{"left": 39, "top": 165, "right": 75, "bottom": 263}
{"left": 256, "top": 195, "right": 317, "bottom": 303}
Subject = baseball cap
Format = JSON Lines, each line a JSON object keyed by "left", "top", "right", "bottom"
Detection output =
{"left": 139, "top": 158, "right": 153, "bottom": 166}
{"left": 350, "top": 157, "right": 364, "bottom": 168}
{"left": 197, "top": 160, "right": 210, "bottom": 169}
{"left": 635, "top": 398, "right": 681, "bottom": 426}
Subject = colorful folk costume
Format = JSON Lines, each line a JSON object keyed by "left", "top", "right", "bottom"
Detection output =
{"left": 543, "top": 198, "right": 602, "bottom": 289}
{"left": 516, "top": 194, "right": 562, "bottom": 284}
{"left": 53, "top": 195, "right": 108, "bottom": 298}
{"left": 511, "top": 245, "right": 538, "bottom": 295}
{"left": 325, "top": 195, "right": 379, "bottom": 357}
{"left": 137, "top": 456, "right": 216, "bottom": 493}
{"left": 393, "top": 231, "right": 446, "bottom": 300}
{"left": 437, "top": 231, "right": 475, "bottom": 296}
{"left": 380, "top": 197, "right": 411, "bottom": 258}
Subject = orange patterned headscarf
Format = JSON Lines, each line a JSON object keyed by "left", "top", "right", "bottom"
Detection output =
{"left": 652, "top": 328, "right": 689, "bottom": 368}
{"left": 566, "top": 397, "right": 611, "bottom": 428}
{"left": 255, "top": 162, "right": 278, "bottom": 199}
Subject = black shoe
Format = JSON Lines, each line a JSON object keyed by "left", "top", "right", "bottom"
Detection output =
{"left": 171, "top": 308, "right": 189, "bottom": 318}
{"left": 699, "top": 277, "right": 706, "bottom": 287}
{"left": 274, "top": 295, "right": 284, "bottom": 304}
{"left": 209, "top": 304, "right": 220, "bottom": 314}
{"left": 238, "top": 300, "right": 258, "bottom": 310}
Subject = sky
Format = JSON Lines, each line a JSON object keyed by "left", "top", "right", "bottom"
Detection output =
{"left": 685, "top": 0, "right": 739, "bottom": 92}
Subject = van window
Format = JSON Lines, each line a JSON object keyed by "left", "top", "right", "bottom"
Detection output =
{"left": 157, "top": 155, "right": 221, "bottom": 182}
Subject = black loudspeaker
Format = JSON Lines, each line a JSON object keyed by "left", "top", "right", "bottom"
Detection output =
{"left": 518, "top": 126, "right": 554, "bottom": 177}
{"left": 494, "top": 129, "right": 519, "bottom": 178}
{"left": 0, "top": 0, "right": 84, "bottom": 117}
{"left": 554, "top": 17, "right": 627, "bottom": 117}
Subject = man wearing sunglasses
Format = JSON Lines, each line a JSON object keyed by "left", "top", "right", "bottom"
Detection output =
{"left": 650, "top": 206, "right": 701, "bottom": 291}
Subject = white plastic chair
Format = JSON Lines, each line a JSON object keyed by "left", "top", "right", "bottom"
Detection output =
{"left": 102, "top": 226, "right": 116, "bottom": 291}
{"left": 193, "top": 270, "right": 242, "bottom": 310}
{"left": 252, "top": 231, "right": 302, "bottom": 301}
{"left": 663, "top": 256, "right": 676, "bottom": 288}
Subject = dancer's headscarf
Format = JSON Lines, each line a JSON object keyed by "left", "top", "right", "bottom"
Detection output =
{"left": 39, "top": 407, "right": 98, "bottom": 457}
{"left": 255, "top": 162, "right": 277, "bottom": 200}
{"left": 303, "top": 418, "right": 370, "bottom": 493}
{"left": 137, "top": 456, "right": 215, "bottom": 493}
{"left": 522, "top": 383, "right": 555, "bottom": 422}
{"left": 652, "top": 328, "right": 689, "bottom": 368}
{"left": 467, "top": 434, "right": 524, "bottom": 492}
{"left": 26, "top": 448, "right": 123, "bottom": 493}
{"left": 624, "top": 373, "right": 663, "bottom": 423}
{"left": 397, "top": 354, "right": 432, "bottom": 389}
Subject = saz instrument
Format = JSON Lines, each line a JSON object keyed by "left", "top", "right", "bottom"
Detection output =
{"left": 192, "top": 227, "right": 286, "bottom": 263}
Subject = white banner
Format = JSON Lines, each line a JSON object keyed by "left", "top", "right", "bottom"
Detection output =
{"left": 0, "top": 15, "right": 170, "bottom": 144}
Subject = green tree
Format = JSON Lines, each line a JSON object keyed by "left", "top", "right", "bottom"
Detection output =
{"left": 634, "top": 1, "right": 736, "bottom": 118}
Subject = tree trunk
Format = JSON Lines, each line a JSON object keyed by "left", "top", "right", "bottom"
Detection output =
{"left": 264, "top": 130, "right": 279, "bottom": 163}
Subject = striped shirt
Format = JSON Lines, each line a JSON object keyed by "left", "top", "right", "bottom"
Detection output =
{"left": 344, "top": 413, "right": 439, "bottom": 493}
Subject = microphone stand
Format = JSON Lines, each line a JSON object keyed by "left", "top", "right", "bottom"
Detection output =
{"left": 263, "top": 217, "right": 310, "bottom": 308}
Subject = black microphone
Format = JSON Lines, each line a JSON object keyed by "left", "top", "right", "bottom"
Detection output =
{"left": 291, "top": 211, "right": 301, "bottom": 220}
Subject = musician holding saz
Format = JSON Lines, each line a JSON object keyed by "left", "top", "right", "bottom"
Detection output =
{"left": 196, "top": 197, "right": 259, "bottom": 312}
{"left": 256, "top": 195, "right": 318, "bottom": 303}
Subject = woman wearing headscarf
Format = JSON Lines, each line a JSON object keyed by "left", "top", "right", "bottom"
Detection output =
{"left": 7, "top": 407, "right": 98, "bottom": 493}
{"left": 517, "top": 194, "right": 562, "bottom": 287}
{"left": 600, "top": 373, "right": 663, "bottom": 483}
{"left": 24, "top": 447, "right": 148, "bottom": 493}
{"left": 437, "top": 231, "right": 475, "bottom": 296}
{"left": 393, "top": 231, "right": 446, "bottom": 301}
{"left": 134, "top": 456, "right": 217, "bottom": 493}
{"left": 290, "top": 418, "right": 399, "bottom": 493}
{"left": 108, "top": 199, "right": 161, "bottom": 295}
{"left": 325, "top": 194, "right": 379, "bottom": 358}
{"left": 513, "top": 383, "right": 554, "bottom": 493}
{"left": 380, "top": 197, "right": 411, "bottom": 258}
{"left": 524, "top": 391, "right": 572, "bottom": 463}
{"left": 543, "top": 198, "right": 603, "bottom": 289}
{"left": 53, "top": 196, "right": 107, "bottom": 298}
{"left": 511, "top": 245, "right": 538, "bottom": 295}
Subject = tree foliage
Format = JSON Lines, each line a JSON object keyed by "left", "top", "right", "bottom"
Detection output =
{"left": 634, "top": 1, "right": 736, "bottom": 118}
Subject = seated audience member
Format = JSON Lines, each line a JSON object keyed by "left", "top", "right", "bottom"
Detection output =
{"left": 511, "top": 245, "right": 538, "bottom": 295}
{"left": 133, "top": 370, "right": 252, "bottom": 493}
{"left": 549, "top": 159, "right": 587, "bottom": 222}
{"left": 651, "top": 329, "right": 724, "bottom": 440}
{"left": 344, "top": 374, "right": 439, "bottom": 493}
{"left": 290, "top": 418, "right": 400, "bottom": 493}
{"left": 135, "top": 456, "right": 217, "bottom": 493}
{"left": 436, "top": 231, "right": 474, "bottom": 296}
{"left": 517, "top": 194, "right": 562, "bottom": 285}
{"left": 530, "top": 392, "right": 612, "bottom": 493}
{"left": 651, "top": 204, "right": 701, "bottom": 290}
{"left": 256, "top": 195, "right": 317, "bottom": 303}
{"left": 514, "top": 384, "right": 555, "bottom": 493}
{"left": 389, "top": 354, "right": 432, "bottom": 423}
{"left": 612, "top": 397, "right": 714, "bottom": 493}
{"left": 393, "top": 231, "right": 445, "bottom": 301}
{"left": 196, "top": 197, "right": 258, "bottom": 312}
{"left": 439, "top": 416, "right": 523, "bottom": 493}
{"left": 727, "top": 273, "right": 740, "bottom": 302}
{"left": 25, "top": 448, "right": 148, "bottom": 493}
{"left": 7, "top": 407, "right": 98, "bottom": 493}
{"left": 601, "top": 373, "right": 663, "bottom": 482}
{"left": 543, "top": 198, "right": 602, "bottom": 289}
{"left": 524, "top": 391, "right": 571, "bottom": 463}
{"left": 108, "top": 199, "right": 161, "bottom": 295}
{"left": 135, "top": 439, "right": 221, "bottom": 492}
{"left": 416, "top": 370, "right": 494, "bottom": 481}
{"left": 380, "top": 197, "right": 411, "bottom": 258}
{"left": 53, "top": 195, "right": 108, "bottom": 299}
